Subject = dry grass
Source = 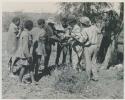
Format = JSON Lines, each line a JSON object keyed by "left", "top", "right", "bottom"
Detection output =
{"left": 2, "top": 31, "right": 124, "bottom": 99}
{"left": 55, "top": 67, "right": 88, "bottom": 93}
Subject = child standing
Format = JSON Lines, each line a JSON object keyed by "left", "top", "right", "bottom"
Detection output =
{"left": 31, "top": 19, "right": 46, "bottom": 81}
{"left": 14, "top": 20, "right": 35, "bottom": 83}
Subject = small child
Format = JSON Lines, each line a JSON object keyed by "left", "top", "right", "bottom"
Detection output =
{"left": 31, "top": 19, "right": 46, "bottom": 81}
{"left": 14, "top": 20, "right": 35, "bottom": 83}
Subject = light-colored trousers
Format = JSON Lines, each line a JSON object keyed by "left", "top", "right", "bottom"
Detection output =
{"left": 84, "top": 45, "right": 98, "bottom": 80}
{"left": 72, "top": 42, "right": 84, "bottom": 70}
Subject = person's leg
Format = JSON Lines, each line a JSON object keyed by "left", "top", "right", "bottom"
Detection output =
{"left": 62, "top": 46, "right": 68, "bottom": 65}
{"left": 80, "top": 50, "right": 86, "bottom": 70}
{"left": 69, "top": 45, "right": 72, "bottom": 65}
{"left": 76, "top": 46, "right": 83, "bottom": 71}
{"left": 72, "top": 42, "right": 79, "bottom": 70}
{"left": 78, "top": 49, "right": 84, "bottom": 65}
{"left": 8, "top": 57, "right": 12, "bottom": 73}
{"left": 35, "top": 55, "right": 41, "bottom": 78}
{"left": 30, "top": 71, "right": 35, "bottom": 83}
{"left": 29, "top": 58, "right": 35, "bottom": 83}
{"left": 8, "top": 57, "right": 17, "bottom": 77}
{"left": 19, "top": 66, "right": 25, "bottom": 83}
{"left": 72, "top": 43, "right": 83, "bottom": 71}
{"left": 84, "top": 47, "right": 92, "bottom": 81}
{"left": 55, "top": 43, "right": 62, "bottom": 66}
{"left": 34, "top": 57, "right": 39, "bottom": 79}
{"left": 91, "top": 45, "right": 99, "bottom": 81}
{"left": 38, "top": 55, "right": 41, "bottom": 69}
{"left": 72, "top": 46, "right": 79, "bottom": 70}
{"left": 29, "top": 66, "right": 35, "bottom": 83}
{"left": 32, "top": 51, "right": 37, "bottom": 79}
{"left": 44, "top": 41, "right": 51, "bottom": 68}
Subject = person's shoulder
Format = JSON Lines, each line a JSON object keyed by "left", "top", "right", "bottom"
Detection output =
{"left": 82, "top": 27, "right": 88, "bottom": 31}
{"left": 9, "top": 23, "right": 17, "bottom": 30}
{"left": 92, "top": 25, "right": 97, "bottom": 28}
{"left": 74, "top": 24, "right": 80, "bottom": 29}
{"left": 12, "top": 23, "right": 18, "bottom": 28}
{"left": 31, "top": 27, "right": 41, "bottom": 33}
{"left": 72, "top": 24, "right": 81, "bottom": 32}
{"left": 44, "top": 24, "right": 48, "bottom": 29}
{"left": 84, "top": 25, "right": 95, "bottom": 31}
{"left": 44, "top": 24, "right": 53, "bottom": 33}
{"left": 31, "top": 27, "right": 39, "bottom": 31}
{"left": 21, "top": 30, "right": 28, "bottom": 37}
{"left": 41, "top": 28, "right": 46, "bottom": 33}
{"left": 92, "top": 25, "right": 100, "bottom": 33}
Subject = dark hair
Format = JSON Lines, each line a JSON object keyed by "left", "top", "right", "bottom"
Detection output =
{"left": 24, "top": 20, "right": 33, "bottom": 30}
{"left": 12, "top": 17, "right": 20, "bottom": 23}
{"left": 37, "top": 19, "right": 45, "bottom": 25}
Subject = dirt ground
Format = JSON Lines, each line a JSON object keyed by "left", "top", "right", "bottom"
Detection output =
{"left": 2, "top": 33, "right": 124, "bottom": 99}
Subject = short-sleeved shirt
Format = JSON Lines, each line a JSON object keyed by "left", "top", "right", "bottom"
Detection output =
{"left": 81, "top": 25, "right": 100, "bottom": 45}
{"left": 31, "top": 27, "right": 46, "bottom": 43}
{"left": 71, "top": 24, "right": 81, "bottom": 39}
{"left": 15, "top": 29, "right": 32, "bottom": 59}
{"left": 44, "top": 24, "right": 54, "bottom": 38}
{"left": 31, "top": 27, "right": 46, "bottom": 56}
{"left": 71, "top": 24, "right": 87, "bottom": 43}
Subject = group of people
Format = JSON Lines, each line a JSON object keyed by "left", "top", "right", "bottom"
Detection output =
{"left": 7, "top": 14, "right": 101, "bottom": 84}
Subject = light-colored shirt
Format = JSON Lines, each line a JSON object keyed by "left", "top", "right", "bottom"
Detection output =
{"left": 81, "top": 25, "right": 100, "bottom": 45}
{"left": 71, "top": 24, "right": 86, "bottom": 43}
{"left": 7, "top": 23, "right": 19, "bottom": 56}
{"left": 71, "top": 24, "right": 81, "bottom": 36}
{"left": 8, "top": 23, "right": 19, "bottom": 34}
{"left": 15, "top": 29, "right": 32, "bottom": 58}
{"left": 31, "top": 27, "right": 46, "bottom": 43}
{"left": 31, "top": 27, "right": 46, "bottom": 55}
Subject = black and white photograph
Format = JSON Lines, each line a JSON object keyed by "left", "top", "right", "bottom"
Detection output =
{"left": 2, "top": 1, "right": 124, "bottom": 99}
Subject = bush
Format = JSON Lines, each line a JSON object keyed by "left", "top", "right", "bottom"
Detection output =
{"left": 55, "top": 67, "right": 88, "bottom": 93}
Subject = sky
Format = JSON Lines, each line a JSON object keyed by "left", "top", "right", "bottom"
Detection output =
{"left": 2, "top": 2, "right": 59, "bottom": 13}
{"left": 2, "top": 2, "right": 120, "bottom": 14}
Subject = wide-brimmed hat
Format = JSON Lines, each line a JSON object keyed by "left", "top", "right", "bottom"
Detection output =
{"left": 55, "top": 23, "right": 64, "bottom": 31}
{"left": 79, "top": 17, "right": 91, "bottom": 26}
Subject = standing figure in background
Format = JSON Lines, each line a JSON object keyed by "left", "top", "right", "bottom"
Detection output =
{"left": 70, "top": 21, "right": 85, "bottom": 71}
{"left": 100, "top": 10, "right": 121, "bottom": 69}
{"left": 14, "top": 20, "right": 35, "bottom": 84}
{"left": 43, "top": 18, "right": 55, "bottom": 69}
{"left": 31, "top": 19, "right": 46, "bottom": 81}
{"left": 54, "top": 23, "right": 68, "bottom": 67}
{"left": 7, "top": 17, "right": 20, "bottom": 76}
{"left": 79, "top": 17, "right": 100, "bottom": 81}
{"left": 66, "top": 15, "right": 78, "bottom": 67}
{"left": 55, "top": 17, "right": 72, "bottom": 67}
